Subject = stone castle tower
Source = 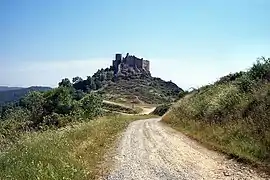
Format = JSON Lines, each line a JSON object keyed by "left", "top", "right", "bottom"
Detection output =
{"left": 112, "top": 53, "right": 150, "bottom": 74}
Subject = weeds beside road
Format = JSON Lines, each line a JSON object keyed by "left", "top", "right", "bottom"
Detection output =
{"left": 0, "top": 114, "right": 154, "bottom": 180}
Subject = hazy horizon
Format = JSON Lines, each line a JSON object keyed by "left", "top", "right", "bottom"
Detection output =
{"left": 1, "top": 0, "right": 269, "bottom": 90}
{"left": 0, "top": 54, "right": 261, "bottom": 90}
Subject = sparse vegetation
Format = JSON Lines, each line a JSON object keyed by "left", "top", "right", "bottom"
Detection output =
{"left": 163, "top": 57, "right": 270, "bottom": 171}
{"left": 100, "top": 76, "right": 182, "bottom": 104}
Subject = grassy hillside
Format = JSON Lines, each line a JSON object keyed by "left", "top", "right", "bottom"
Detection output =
{"left": 163, "top": 57, "right": 270, "bottom": 171}
{"left": 99, "top": 76, "right": 182, "bottom": 104}
{"left": 0, "top": 114, "right": 155, "bottom": 180}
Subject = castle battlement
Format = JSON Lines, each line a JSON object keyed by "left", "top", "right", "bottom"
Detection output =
{"left": 112, "top": 53, "right": 150, "bottom": 74}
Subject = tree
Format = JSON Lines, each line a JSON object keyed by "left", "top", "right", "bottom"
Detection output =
{"left": 248, "top": 57, "right": 270, "bottom": 80}
{"left": 100, "top": 73, "right": 106, "bottom": 81}
{"left": 20, "top": 91, "right": 45, "bottom": 124}
{"left": 85, "top": 76, "right": 96, "bottom": 91}
{"left": 43, "top": 87, "right": 74, "bottom": 115}
{"left": 95, "top": 80, "right": 102, "bottom": 89}
{"left": 73, "top": 80, "right": 86, "bottom": 91}
{"left": 73, "top": 89, "right": 85, "bottom": 101}
{"left": 72, "top": 76, "right": 83, "bottom": 84}
{"left": 106, "top": 71, "right": 114, "bottom": 81}
{"left": 80, "top": 93, "right": 102, "bottom": 119}
{"left": 59, "top": 78, "right": 72, "bottom": 88}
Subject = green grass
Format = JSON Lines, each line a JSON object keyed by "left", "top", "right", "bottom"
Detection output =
{"left": 162, "top": 82, "right": 270, "bottom": 173}
{"left": 0, "top": 114, "right": 155, "bottom": 180}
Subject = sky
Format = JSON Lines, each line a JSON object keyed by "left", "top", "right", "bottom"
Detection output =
{"left": 0, "top": 0, "right": 270, "bottom": 90}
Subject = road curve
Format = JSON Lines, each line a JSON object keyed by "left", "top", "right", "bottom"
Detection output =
{"left": 105, "top": 118, "right": 267, "bottom": 180}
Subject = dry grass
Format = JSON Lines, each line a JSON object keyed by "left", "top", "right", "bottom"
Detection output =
{"left": 162, "top": 82, "right": 270, "bottom": 173}
{"left": 0, "top": 114, "right": 155, "bottom": 180}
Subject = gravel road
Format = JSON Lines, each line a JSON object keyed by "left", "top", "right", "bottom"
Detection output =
{"left": 105, "top": 118, "right": 268, "bottom": 180}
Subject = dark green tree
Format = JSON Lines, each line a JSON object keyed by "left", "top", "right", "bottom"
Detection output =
{"left": 73, "top": 89, "right": 85, "bottom": 101}
{"left": 59, "top": 78, "right": 72, "bottom": 88}
{"left": 80, "top": 93, "right": 102, "bottom": 119}
{"left": 43, "top": 87, "right": 74, "bottom": 115}
{"left": 72, "top": 76, "right": 83, "bottom": 84}
{"left": 20, "top": 91, "right": 45, "bottom": 124}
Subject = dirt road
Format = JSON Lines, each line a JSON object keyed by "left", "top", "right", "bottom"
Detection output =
{"left": 105, "top": 118, "right": 267, "bottom": 180}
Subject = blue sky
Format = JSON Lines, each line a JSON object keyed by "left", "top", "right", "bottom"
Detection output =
{"left": 0, "top": 0, "right": 269, "bottom": 89}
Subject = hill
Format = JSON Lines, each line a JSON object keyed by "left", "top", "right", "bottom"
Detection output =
{"left": 163, "top": 57, "right": 270, "bottom": 172}
{"left": 0, "top": 86, "right": 51, "bottom": 105}
{"left": 69, "top": 53, "right": 183, "bottom": 104}
{"left": 0, "top": 86, "right": 22, "bottom": 92}
{"left": 99, "top": 75, "right": 181, "bottom": 104}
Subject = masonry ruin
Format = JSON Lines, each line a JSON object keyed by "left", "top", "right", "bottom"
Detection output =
{"left": 112, "top": 53, "right": 150, "bottom": 75}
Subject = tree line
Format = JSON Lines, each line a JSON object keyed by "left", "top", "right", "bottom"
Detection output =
{"left": 0, "top": 73, "right": 112, "bottom": 143}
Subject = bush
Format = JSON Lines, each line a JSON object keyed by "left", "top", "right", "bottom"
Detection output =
{"left": 43, "top": 87, "right": 75, "bottom": 116}
{"left": 178, "top": 91, "right": 188, "bottom": 99}
{"left": 235, "top": 75, "right": 254, "bottom": 93}
{"left": 20, "top": 91, "right": 45, "bottom": 125}
{"left": 215, "top": 71, "right": 245, "bottom": 84}
{"left": 80, "top": 93, "right": 102, "bottom": 119}
{"left": 152, "top": 104, "right": 171, "bottom": 116}
{"left": 41, "top": 113, "right": 61, "bottom": 129}
{"left": 248, "top": 57, "right": 270, "bottom": 81}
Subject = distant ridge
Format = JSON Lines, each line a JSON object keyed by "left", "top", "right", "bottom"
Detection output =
{"left": 0, "top": 86, "right": 51, "bottom": 105}
{"left": 0, "top": 86, "right": 23, "bottom": 92}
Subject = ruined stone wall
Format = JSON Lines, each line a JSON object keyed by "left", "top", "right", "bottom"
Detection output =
{"left": 112, "top": 60, "right": 118, "bottom": 74}
{"left": 115, "top": 54, "right": 122, "bottom": 61}
{"left": 135, "top": 59, "right": 143, "bottom": 69}
{"left": 125, "top": 56, "right": 136, "bottom": 67}
{"left": 112, "top": 53, "right": 150, "bottom": 74}
{"left": 143, "top": 60, "right": 150, "bottom": 71}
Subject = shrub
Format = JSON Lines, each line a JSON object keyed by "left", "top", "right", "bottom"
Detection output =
{"left": 235, "top": 75, "right": 254, "bottom": 93}
{"left": 41, "top": 113, "right": 61, "bottom": 129}
{"left": 215, "top": 71, "right": 245, "bottom": 84}
{"left": 80, "top": 93, "right": 102, "bottom": 119}
{"left": 20, "top": 91, "right": 45, "bottom": 124}
{"left": 248, "top": 57, "right": 270, "bottom": 81}
{"left": 43, "top": 87, "right": 74, "bottom": 116}
{"left": 178, "top": 91, "right": 188, "bottom": 99}
{"left": 152, "top": 104, "right": 171, "bottom": 116}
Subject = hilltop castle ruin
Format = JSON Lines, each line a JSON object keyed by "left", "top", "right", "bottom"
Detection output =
{"left": 112, "top": 53, "right": 150, "bottom": 75}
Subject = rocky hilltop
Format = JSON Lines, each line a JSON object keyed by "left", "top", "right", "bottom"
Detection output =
{"left": 112, "top": 53, "right": 151, "bottom": 77}
{"left": 71, "top": 53, "right": 183, "bottom": 104}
